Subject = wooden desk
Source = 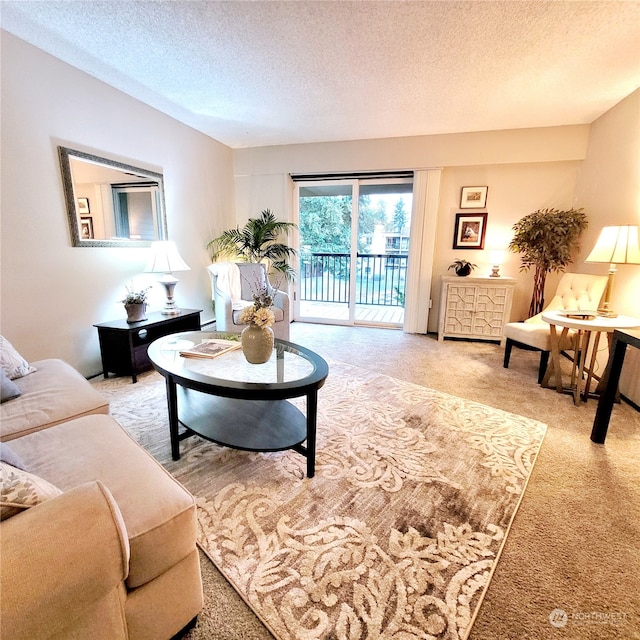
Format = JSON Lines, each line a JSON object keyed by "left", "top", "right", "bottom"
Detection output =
{"left": 591, "top": 328, "right": 640, "bottom": 443}
{"left": 541, "top": 312, "right": 640, "bottom": 405}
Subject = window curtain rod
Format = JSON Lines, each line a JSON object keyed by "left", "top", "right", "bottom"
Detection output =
{"left": 291, "top": 170, "right": 413, "bottom": 182}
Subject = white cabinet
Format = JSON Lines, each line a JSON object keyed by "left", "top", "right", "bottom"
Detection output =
{"left": 438, "top": 276, "right": 517, "bottom": 342}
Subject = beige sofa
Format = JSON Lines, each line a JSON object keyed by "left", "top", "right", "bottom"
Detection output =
{"left": 0, "top": 358, "right": 203, "bottom": 640}
{"left": 0, "top": 358, "right": 109, "bottom": 440}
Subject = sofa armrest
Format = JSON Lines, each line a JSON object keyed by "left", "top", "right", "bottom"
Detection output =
{"left": 0, "top": 481, "right": 130, "bottom": 640}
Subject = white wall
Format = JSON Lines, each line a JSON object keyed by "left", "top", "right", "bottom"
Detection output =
{"left": 1, "top": 32, "right": 235, "bottom": 376}
{"left": 432, "top": 161, "right": 581, "bottom": 328}
{"left": 232, "top": 98, "right": 639, "bottom": 404}
{"left": 574, "top": 89, "right": 640, "bottom": 399}
{"left": 232, "top": 126, "right": 589, "bottom": 330}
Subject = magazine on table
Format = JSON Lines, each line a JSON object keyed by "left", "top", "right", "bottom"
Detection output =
{"left": 179, "top": 339, "right": 242, "bottom": 359}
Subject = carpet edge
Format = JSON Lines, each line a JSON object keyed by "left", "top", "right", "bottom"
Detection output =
{"left": 196, "top": 541, "right": 279, "bottom": 640}
{"left": 461, "top": 420, "right": 549, "bottom": 640}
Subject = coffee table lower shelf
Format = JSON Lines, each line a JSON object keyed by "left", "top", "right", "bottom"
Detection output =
{"left": 174, "top": 387, "right": 313, "bottom": 474}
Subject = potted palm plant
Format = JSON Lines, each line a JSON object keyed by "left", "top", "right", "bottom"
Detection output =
{"left": 509, "top": 207, "right": 588, "bottom": 316}
{"left": 207, "top": 209, "right": 297, "bottom": 280}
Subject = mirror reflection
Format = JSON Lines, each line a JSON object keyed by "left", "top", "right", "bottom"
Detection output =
{"left": 59, "top": 146, "right": 168, "bottom": 247}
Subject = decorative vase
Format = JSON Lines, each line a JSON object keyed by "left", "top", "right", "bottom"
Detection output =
{"left": 241, "top": 324, "right": 274, "bottom": 364}
{"left": 455, "top": 265, "right": 472, "bottom": 276}
{"left": 125, "top": 303, "right": 147, "bottom": 323}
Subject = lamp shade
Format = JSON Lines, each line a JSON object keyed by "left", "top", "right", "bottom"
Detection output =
{"left": 144, "top": 241, "right": 191, "bottom": 273}
{"left": 585, "top": 225, "right": 640, "bottom": 264}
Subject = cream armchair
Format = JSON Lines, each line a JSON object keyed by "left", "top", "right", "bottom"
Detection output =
{"left": 207, "top": 262, "right": 291, "bottom": 341}
{"left": 503, "top": 272, "right": 608, "bottom": 382}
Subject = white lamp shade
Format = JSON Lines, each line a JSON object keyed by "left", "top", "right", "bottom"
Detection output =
{"left": 585, "top": 225, "right": 640, "bottom": 264}
{"left": 144, "top": 241, "right": 191, "bottom": 273}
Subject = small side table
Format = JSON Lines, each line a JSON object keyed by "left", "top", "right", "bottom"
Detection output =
{"left": 591, "top": 329, "right": 640, "bottom": 443}
{"left": 94, "top": 309, "right": 202, "bottom": 382}
{"left": 541, "top": 311, "right": 640, "bottom": 405}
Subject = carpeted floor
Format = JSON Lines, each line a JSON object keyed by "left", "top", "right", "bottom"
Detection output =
{"left": 96, "top": 323, "right": 640, "bottom": 639}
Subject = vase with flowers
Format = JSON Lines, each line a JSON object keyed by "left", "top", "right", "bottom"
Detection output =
{"left": 121, "top": 285, "right": 150, "bottom": 323}
{"left": 238, "top": 287, "right": 276, "bottom": 364}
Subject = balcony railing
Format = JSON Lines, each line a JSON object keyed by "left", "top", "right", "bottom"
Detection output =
{"left": 300, "top": 252, "right": 407, "bottom": 307}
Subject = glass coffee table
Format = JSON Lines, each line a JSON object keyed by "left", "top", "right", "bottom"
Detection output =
{"left": 147, "top": 331, "right": 329, "bottom": 477}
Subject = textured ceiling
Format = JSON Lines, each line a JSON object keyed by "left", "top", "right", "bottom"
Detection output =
{"left": 2, "top": 0, "right": 639, "bottom": 148}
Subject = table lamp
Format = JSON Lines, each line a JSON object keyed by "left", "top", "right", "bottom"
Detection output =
{"left": 489, "top": 250, "right": 505, "bottom": 277}
{"left": 144, "top": 241, "right": 191, "bottom": 315}
{"left": 585, "top": 225, "right": 640, "bottom": 317}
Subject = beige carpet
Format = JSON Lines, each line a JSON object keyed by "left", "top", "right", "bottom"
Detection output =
{"left": 92, "top": 323, "right": 640, "bottom": 639}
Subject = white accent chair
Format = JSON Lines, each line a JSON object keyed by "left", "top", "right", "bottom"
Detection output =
{"left": 503, "top": 272, "right": 608, "bottom": 383}
{"left": 207, "top": 262, "right": 291, "bottom": 341}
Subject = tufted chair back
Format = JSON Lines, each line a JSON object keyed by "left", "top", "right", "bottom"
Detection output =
{"left": 503, "top": 272, "right": 608, "bottom": 382}
{"left": 524, "top": 273, "right": 608, "bottom": 324}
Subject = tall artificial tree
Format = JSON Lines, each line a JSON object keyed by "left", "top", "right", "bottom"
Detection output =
{"left": 509, "top": 208, "right": 588, "bottom": 317}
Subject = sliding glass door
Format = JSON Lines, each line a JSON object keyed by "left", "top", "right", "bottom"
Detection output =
{"left": 295, "top": 178, "right": 412, "bottom": 327}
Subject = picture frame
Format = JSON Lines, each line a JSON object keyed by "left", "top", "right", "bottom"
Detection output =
{"left": 453, "top": 212, "right": 487, "bottom": 250}
{"left": 460, "top": 186, "right": 488, "bottom": 209}
{"left": 80, "top": 216, "right": 94, "bottom": 240}
{"left": 77, "top": 197, "right": 90, "bottom": 214}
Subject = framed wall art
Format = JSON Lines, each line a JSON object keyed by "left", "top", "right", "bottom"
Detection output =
{"left": 453, "top": 212, "right": 487, "bottom": 249}
{"left": 77, "top": 197, "right": 90, "bottom": 214}
{"left": 460, "top": 186, "right": 488, "bottom": 209}
{"left": 80, "top": 216, "right": 94, "bottom": 240}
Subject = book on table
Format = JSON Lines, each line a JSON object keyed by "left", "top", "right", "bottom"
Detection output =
{"left": 179, "top": 339, "right": 242, "bottom": 359}
{"left": 557, "top": 310, "right": 598, "bottom": 320}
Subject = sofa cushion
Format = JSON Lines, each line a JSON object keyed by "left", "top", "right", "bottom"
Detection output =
{"left": 0, "top": 359, "right": 109, "bottom": 441}
{"left": 0, "top": 370, "right": 21, "bottom": 404}
{"left": 0, "top": 442, "right": 26, "bottom": 470}
{"left": 9, "top": 414, "right": 197, "bottom": 589}
{"left": 0, "top": 336, "right": 36, "bottom": 380}
{"left": 0, "top": 461, "right": 62, "bottom": 520}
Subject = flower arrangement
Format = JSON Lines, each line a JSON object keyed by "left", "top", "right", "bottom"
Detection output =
{"left": 121, "top": 285, "right": 150, "bottom": 305}
{"left": 238, "top": 287, "right": 275, "bottom": 328}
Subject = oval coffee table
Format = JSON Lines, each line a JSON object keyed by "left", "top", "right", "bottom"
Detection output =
{"left": 148, "top": 331, "right": 329, "bottom": 477}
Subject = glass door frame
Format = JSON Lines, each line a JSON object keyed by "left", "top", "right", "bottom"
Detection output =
{"left": 293, "top": 177, "right": 413, "bottom": 327}
{"left": 293, "top": 179, "right": 358, "bottom": 325}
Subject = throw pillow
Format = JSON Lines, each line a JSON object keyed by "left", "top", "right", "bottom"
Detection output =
{"left": 0, "top": 462, "right": 62, "bottom": 521}
{"left": 0, "top": 369, "right": 21, "bottom": 403}
{"left": 0, "top": 336, "right": 37, "bottom": 380}
{"left": 0, "top": 443, "right": 26, "bottom": 470}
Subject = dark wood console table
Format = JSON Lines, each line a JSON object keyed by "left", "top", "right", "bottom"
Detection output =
{"left": 591, "top": 328, "right": 640, "bottom": 443}
{"left": 94, "top": 309, "right": 202, "bottom": 382}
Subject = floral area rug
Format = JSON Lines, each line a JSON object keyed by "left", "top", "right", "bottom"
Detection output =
{"left": 92, "top": 359, "right": 547, "bottom": 640}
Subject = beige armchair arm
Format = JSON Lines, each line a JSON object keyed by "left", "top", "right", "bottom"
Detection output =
{"left": 0, "top": 481, "right": 130, "bottom": 640}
